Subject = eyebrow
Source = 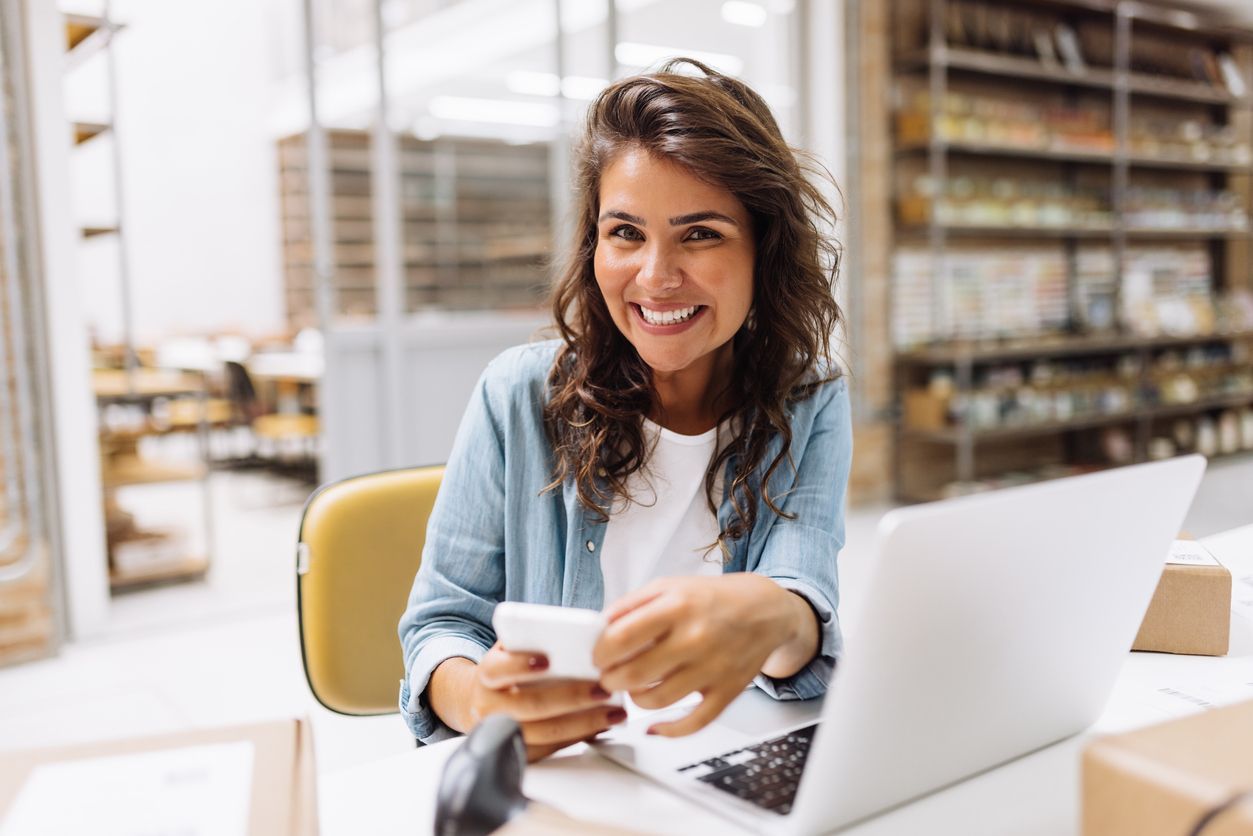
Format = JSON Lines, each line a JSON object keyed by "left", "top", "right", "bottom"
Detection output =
{"left": 598, "top": 210, "right": 740, "bottom": 227}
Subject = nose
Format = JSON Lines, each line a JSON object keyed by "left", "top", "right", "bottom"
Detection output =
{"left": 636, "top": 241, "right": 682, "bottom": 293}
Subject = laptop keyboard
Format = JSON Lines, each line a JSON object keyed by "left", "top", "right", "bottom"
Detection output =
{"left": 676, "top": 723, "right": 817, "bottom": 815}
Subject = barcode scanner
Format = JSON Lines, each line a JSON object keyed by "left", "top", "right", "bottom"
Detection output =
{"left": 434, "top": 714, "right": 530, "bottom": 836}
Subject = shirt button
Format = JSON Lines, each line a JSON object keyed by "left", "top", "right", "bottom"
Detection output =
{"left": 586, "top": 540, "right": 596, "bottom": 553}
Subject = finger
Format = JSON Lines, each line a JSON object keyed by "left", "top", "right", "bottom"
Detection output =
{"left": 628, "top": 664, "right": 705, "bottom": 710}
{"left": 497, "top": 679, "right": 614, "bottom": 723}
{"left": 524, "top": 727, "right": 605, "bottom": 763}
{"left": 603, "top": 582, "right": 667, "bottom": 623}
{"left": 522, "top": 704, "right": 628, "bottom": 747}
{"left": 647, "top": 687, "right": 738, "bottom": 737}
{"left": 593, "top": 594, "right": 681, "bottom": 670}
{"left": 524, "top": 741, "right": 569, "bottom": 763}
{"left": 598, "top": 634, "right": 686, "bottom": 693}
{"left": 478, "top": 645, "right": 550, "bottom": 689}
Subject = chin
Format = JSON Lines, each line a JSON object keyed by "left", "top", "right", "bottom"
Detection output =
{"left": 635, "top": 349, "right": 697, "bottom": 374}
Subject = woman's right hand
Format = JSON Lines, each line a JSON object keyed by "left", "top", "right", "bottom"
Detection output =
{"left": 435, "top": 644, "right": 626, "bottom": 762}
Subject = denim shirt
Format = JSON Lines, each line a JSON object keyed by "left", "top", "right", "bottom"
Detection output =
{"left": 397, "top": 340, "right": 853, "bottom": 743}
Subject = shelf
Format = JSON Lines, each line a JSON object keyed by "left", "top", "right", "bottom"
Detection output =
{"left": 1148, "top": 392, "right": 1253, "bottom": 420}
{"left": 904, "top": 411, "right": 1141, "bottom": 443}
{"left": 1127, "top": 74, "right": 1246, "bottom": 106}
{"left": 1125, "top": 227, "right": 1250, "bottom": 240}
{"left": 64, "top": 13, "right": 103, "bottom": 52}
{"left": 897, "top": 224, "right": 1248, "bottom": 240}
{"left": 895, "top": 141, "right": 1252, "bottom": 173}
{"left": 902, "top": 393, "right": 1253, "bottom": 444}
{"left": 101, "top": 458, "right": 206, "bottom": 489}
{"left": 109, "top": 554, "right": 209, "bottom": 593}
{"left": 896, "top": 141, "right": 1115, "bottom": 166}
{"left": 896, "top": 330, "right": 1253, "bottom": 365}
{"left": 900, "top": 449, "right": 1253, "bottom": 504}
{"left": 895, "top": 47, "right": 1250, "bottom": 106}
{"left": 898, "top": 224, "right": 1113, "bottom": 239}
{"left": 73, "top": 122, "right": 110, "bottom": 145}
{"left": 1126, "top": 155, "right": 1252, "bottom": 173}
{"left": 64, "top": 13, "right": 122, "bottom": 65}
{"left": 897, "top": 47, "right": 1116, "bottom": 92}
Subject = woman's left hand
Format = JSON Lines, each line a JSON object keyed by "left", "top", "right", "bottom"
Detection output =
{"left": 593, "top": 574, "right": 818, "bottom": 737}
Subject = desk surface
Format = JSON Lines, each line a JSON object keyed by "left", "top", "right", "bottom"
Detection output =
{"left": 320, "top": 524, "right": 1253, "bottom": 836}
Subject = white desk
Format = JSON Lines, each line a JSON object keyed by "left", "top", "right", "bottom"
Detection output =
{"left": 320, "top": 525, "right": 1253, "bottom": 835}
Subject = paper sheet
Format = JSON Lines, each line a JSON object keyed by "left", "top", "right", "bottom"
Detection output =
{"left": 1233, "top": 571, "right": 1253, "bottom": 623}
{"left": 1099, "top": 660, "right": 1253, "bottom": 734}
{"left": 1, "top": 741, "right": 254, "bottom": 836}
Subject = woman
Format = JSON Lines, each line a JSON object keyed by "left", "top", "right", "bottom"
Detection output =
{"left": 398, "top": 58, "right": 851, "bottom": 761}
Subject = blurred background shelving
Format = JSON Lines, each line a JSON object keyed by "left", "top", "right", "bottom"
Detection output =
{"left": 887, "top": 0, "right": 1253, "bottom": 501}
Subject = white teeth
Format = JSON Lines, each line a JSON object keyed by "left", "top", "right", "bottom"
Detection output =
{"left": 639, "top": 305, "right": 699, "bottom": 326}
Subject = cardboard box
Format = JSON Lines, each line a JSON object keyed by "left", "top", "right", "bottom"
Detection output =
{"left": 1083, "top": 698, "right": 1253, "bottom": 836}
{"left": 1132, "top": 539, "right": 1231, "bottom": 656}
{"left": 0, "top": 718, "right": 317, "bottom": 835}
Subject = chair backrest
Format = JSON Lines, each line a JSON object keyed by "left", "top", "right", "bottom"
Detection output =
{"left": 223, "top": 360, "right": 259, "bottom": 420}
{"left": 297, "top": 465, "right": 443, "bottom": 715}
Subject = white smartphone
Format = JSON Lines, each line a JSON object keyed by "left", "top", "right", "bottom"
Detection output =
{"left": 492, "top": 602, "right": 606, "bottom": 681}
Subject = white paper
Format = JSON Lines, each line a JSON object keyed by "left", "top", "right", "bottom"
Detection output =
{"left": 1234, "top": 572, "right": 1253, "bottom": 622}
{"left": 1165, "top": 539, "right": 1222, "bottom": 568}
{"left": 1099, "top": 660, "right": 1253, "bottom": 734}
{"left": 1, "top": 741, "right": 254, "bottom": 836}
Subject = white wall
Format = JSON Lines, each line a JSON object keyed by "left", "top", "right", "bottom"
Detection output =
{"left": 64, "top": 0, "right": 286, "bottom": 343}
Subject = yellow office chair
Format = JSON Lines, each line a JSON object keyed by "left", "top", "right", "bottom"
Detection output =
{"left": 297, "top": 465, "right": 443, "bottom": 715}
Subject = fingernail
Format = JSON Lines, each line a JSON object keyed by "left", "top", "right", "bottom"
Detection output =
{"left": 608, "top": 708, "right": 628, "bottom": 724}
{"left": 528, "top": 656, "right": 548, "bottom": 670}
{"left": 646, "top": 725, "right": 660, "bottom": 736}
{"left": 591, "top": 685, "right": 611, "bottom": 700}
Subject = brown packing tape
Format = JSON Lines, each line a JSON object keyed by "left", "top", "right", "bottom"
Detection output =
{"left": 0, "top": 718, "right": 318, "bottom": 835}
{"left": 1082, "top": 699, "right": 1253, "bottom": 836}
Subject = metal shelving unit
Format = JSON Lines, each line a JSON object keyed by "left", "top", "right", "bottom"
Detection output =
{"left": 890, "top": 0, "right": 1253, "bottom": 501}
{"left": 62, "top": 5, "right": 215, "bottom": 591}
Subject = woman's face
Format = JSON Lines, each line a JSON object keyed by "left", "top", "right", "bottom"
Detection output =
{"left": 593, "top": 147, "right": 754, "bottom": 377}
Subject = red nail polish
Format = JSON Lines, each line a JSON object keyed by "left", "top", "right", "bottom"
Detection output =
{"left": 609, "top": 708, "right": 628, "bottom": 724}
{"left": 646, "top": 725, "right": 659, "bottom": 735}
{"left": 591, "top": 685, "right": 611, "bottom": 700}
{"left": 528, "top": 656, "right": 548, "bottom": 670}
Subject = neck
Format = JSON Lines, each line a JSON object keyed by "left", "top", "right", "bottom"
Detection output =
{"left": 649, "top": 343, "right": 735, "bottom": 435}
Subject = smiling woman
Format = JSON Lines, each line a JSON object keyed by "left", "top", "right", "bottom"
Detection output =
{"left": 398, "top": 58, "right": 852, "bottom": 761}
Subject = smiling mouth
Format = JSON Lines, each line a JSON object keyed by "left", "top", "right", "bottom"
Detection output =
{"left": 634, "top": 304, "right": 704, "bottom": 326}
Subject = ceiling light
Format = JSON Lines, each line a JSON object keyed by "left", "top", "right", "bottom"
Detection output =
{"left": 507, "top": 70, "right": 561, "bottom": 97}
{"left": 506, "top": 71, "right": 608, "bottom": 101}
{"left": 614, "top": 42, "right": 745, "bottom": 76}
{"left": 428, "top": 96, "right": 559, "bottom": 127}
{"left": 721, "top": 1, "right": 768, "bottom": 27}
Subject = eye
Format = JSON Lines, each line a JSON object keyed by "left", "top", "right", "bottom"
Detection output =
{"left": 609, "top": 224, "right": 644, "bottom": 242}
{"left": 685, "top": 227, "right": 722, "bottom": 242}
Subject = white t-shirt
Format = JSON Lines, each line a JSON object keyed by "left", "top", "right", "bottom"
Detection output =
{"left": 599, "top": 418, "right": 727, "bottom": 609}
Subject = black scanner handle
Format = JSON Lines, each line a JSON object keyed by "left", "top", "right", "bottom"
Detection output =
{"left": 434, "top": 714, "right": 531, "bottom": 836}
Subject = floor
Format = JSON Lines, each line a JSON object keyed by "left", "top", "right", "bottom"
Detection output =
{"left": 0, "top": 457, "right": 1250, "bottom": 779}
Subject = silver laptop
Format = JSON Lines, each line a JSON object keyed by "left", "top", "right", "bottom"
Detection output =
{"left": 593, "top": 455, "right": 1207, "bottom": 834}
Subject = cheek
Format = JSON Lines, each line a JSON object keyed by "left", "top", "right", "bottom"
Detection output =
{"left": 594, "top": 247, "right": 632, "bottom": 298}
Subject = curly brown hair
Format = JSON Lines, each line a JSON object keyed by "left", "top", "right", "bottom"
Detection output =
{"left": 544, "top": 58, "right": 843, "bottom": 552}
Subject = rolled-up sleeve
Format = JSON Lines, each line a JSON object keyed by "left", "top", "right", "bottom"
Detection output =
{"left": 397, "top": 365, "right": 507, "bottom": 743}
{"left": 752, "top": 377, "right": 852, "bottom": 701}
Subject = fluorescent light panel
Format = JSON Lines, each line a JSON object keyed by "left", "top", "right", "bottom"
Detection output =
{"left": 428, "top": 95, "right": 559, "bottom": 127}
{"left": 721, "top": 1, "right": 768, "bottom": 27}
{"left": 506, "top": 70, "right": 609, "bottom": 100}
{"left": 614, "top": 42, "right": 745, "bottom": 76}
